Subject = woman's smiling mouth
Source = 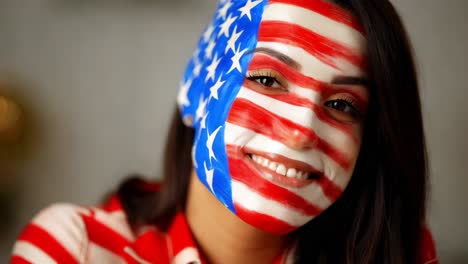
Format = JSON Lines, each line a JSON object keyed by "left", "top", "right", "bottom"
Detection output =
{"left": 251, "top": 154, "right": 309, "bottom": 180}
{"left": 245, "top": 151, "right": 322, "bottom": 188}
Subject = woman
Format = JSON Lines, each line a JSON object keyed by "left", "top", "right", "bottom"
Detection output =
{"left": 11, "top": 0, "right": 438, "bottom": 263}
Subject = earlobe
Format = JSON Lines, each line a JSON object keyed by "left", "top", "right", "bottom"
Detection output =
{"left": 182, "top": 114, "right": 194, "bottom": 127}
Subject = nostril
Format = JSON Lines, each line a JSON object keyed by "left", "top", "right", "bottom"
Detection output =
{"left": 288, "top": 128, "right": 319, "bottom": 150}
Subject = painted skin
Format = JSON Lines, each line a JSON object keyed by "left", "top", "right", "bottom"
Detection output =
{"left": 178, "top": 0, "right": 368, "bottom": 235}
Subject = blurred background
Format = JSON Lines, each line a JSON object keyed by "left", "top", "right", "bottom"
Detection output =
{"left": 0, "top": 0, "right": 466, "bottom": 262}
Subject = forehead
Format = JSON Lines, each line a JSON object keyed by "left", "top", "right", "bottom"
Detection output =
{"left": 263, "top": 1, "right": 365, "bottom": 50}
{"left": 257, "top": 0, "right": 367, "bottom": 78}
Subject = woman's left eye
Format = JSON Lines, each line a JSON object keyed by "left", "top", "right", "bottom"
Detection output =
{"left": 324, "top": 98, "right": 361, "bottom": 122}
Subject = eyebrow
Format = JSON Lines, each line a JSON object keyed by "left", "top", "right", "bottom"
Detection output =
{"left": 250, "top": 47, "right": 367, "bottom": 87}
{"left": 331, "top": 76, "right": 368, "bottom": 86}
{"left": 251, "top": 47, "right": 301, "bottom": 70}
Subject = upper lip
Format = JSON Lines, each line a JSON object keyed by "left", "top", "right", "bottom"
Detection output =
{"left": 243, "top": 147, "right": 322, "bottom": 179}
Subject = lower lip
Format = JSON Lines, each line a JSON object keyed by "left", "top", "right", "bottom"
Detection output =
{"left": 244, "top": 155, "right": 315, "bottom": 188}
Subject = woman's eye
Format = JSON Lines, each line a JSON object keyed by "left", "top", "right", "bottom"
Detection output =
{"left": 248, "top": 76, "right": 282, "bottom": 89}
{"left": 325, "top": 100, "right": 355, "bottom": 113}
{"left": 324, "top": 99, "right": 361, "bottom": 122}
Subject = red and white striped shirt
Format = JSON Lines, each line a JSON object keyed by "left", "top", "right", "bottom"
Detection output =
{"left": 10, "top": 192, "right": 295, "bottom": 264}
{"left": 10, "top": 187, "right": 438, "bottom": 264}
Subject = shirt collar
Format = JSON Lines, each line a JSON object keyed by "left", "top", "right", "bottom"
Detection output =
{"left": 128, "top": 211, "right": 294, "bottom": 264}
{"left": 128, "top": 212, "right": 204, "bottom": 264}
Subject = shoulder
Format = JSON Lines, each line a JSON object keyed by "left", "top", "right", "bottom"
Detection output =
{"left": 11, "top": 199, "right": 136, "bottom": 264}
{"left": 11, "top": 203, "right": 91, "bottom": 263}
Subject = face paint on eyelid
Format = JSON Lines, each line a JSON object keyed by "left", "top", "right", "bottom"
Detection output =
{"left": 324, "top": 99, "right": 361, "bottom": 123}
{"left": 322, "top": 87, "right": 369, "bottom": 115}
{"left": 177, "top": 0, "right": 367, "bottom": 235}
{"left": 246, "top": 70, "right": 288, "bottom": 89}
{"left": 248, "top": 54, "right": 327, "bottom": 93}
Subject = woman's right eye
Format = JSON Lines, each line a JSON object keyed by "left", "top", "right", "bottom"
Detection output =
{"left": 246, "top": 70, "right": 287, "bottom": 91}
{"left": 248, "top": 76, "right": 282, "bottom": 88}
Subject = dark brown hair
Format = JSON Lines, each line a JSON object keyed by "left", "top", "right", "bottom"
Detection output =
{"left": 118, "top": 0, "right": 428, "bottom": 263}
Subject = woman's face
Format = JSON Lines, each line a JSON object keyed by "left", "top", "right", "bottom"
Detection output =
{"left": 179, "top": 0, "right": 368, "bottom": 234}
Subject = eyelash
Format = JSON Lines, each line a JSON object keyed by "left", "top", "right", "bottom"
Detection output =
{"left": 324, "top": 96, "right": 362, "bottom": 119}
{"left": 246, "top": 71, "right": 285, "bottom": 90}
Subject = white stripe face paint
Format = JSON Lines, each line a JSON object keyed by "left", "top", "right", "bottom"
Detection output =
{"left": 256, "top": 41, "right": 365, "bottom": 82}
{"left": 262, "top": 3, "right": 366, "bottom": 53}
{"left": 232, "top": 180, "right": 315, "bottom": 226}
{"left": 256, "top": 41, "right": 341, "bottom": 83}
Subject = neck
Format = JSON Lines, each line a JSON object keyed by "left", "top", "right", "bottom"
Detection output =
{"left": 186, "top": 171, "right": 291, "bottom": 264}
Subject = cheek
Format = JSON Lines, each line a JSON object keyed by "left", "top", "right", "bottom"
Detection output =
{"left": 320, "top": 127, "right": 362, "bottom": 166}
{"left": 319, "top": 128, "right": 363, "bottom": 198}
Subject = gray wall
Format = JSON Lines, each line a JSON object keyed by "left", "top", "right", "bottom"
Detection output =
{"left": 392, "top": 0, "right": 468, "bottom": 262}
{"left": 0, "top": 0, "right": 467, "bottom": 262}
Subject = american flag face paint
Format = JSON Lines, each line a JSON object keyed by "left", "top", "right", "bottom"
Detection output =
{"left": 178, "top": 0, "right": 368, "bottom": 235}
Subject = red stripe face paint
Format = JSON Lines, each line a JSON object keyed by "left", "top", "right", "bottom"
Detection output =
{"left": 258, "top": 21, "right": 365, "bottom": 71}
{"left": 268, "top": 0, "right": 365, "bottom": 34}
{"left": 234, "top": 202, "right": 298, "bottom": 235}
{"left": 223, "top": 0, "right": 368, "bottom": 234}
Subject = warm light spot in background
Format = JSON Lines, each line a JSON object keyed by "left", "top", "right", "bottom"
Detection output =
{"left": 0, "top": 95, "right": 22, "bottom": 143}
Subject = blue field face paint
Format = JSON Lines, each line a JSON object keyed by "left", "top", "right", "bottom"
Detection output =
{"left": 178, "top": 0, "right": 267, "bottom": 213}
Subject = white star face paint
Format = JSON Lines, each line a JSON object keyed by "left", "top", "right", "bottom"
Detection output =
{"left": 178, "top": 0, "right": 368, "bottom": 235}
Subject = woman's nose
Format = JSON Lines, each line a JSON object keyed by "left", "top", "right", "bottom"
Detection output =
{"left": 284, "top": 127, "right": 319, "bottom": 150}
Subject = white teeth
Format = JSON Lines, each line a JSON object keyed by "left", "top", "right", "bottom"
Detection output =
{"left": 268, "top": 162, "right": 278, "bottom": 171}
{"left": 286, "top": 168, "right": 297, "bottom": 178}
{"left": 296, "top": 170, "right": 302, "bottom": 178}
{"left": 297, "top": 171, "right": 305, "bottom": 180}
{"left": 250, "top": 154, "right": 309, "bottom": 180}
{"left": 257, "top": 156, "right": 264, "bottom": 164}
{"left": 276, "top": 164, "right": 287, "bottom": 176}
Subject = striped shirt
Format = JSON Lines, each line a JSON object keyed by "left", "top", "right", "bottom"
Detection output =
{"left": 10, "top": 193, "right": 294, "bottom": 264}
{"left": 10, "top": 188, "right": 437, "bottom": 264}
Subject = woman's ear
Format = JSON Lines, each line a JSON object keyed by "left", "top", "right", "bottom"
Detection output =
{"left": 181, "top": 112, "right": 194, "bottom": 127}
{"left": 177, "top": 75, "right": 198, "bottom": 128}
